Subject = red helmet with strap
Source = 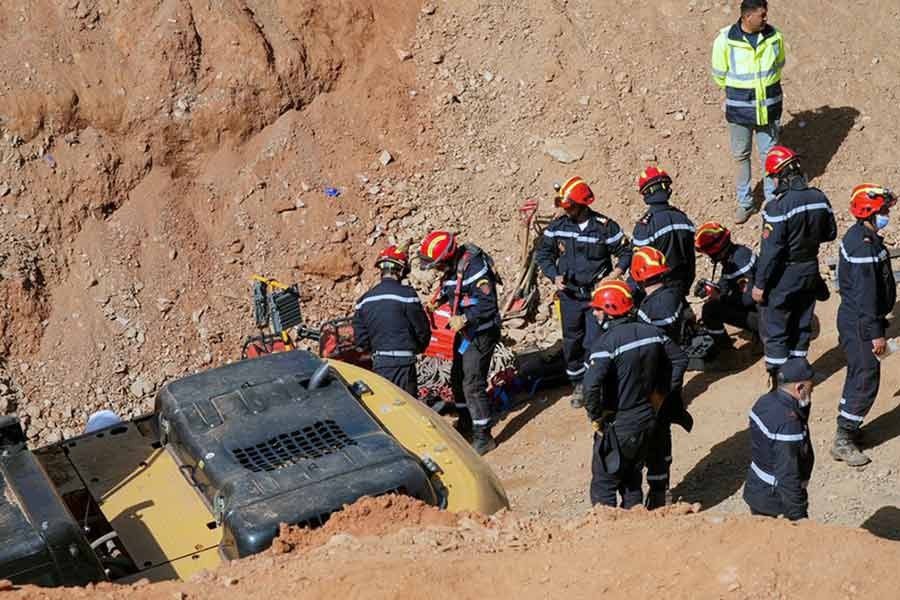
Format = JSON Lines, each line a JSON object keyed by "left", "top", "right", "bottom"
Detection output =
{"left": 850, "top": 183, "right": 895, "bottom": 219}
{"left": 590, "top": 280, "right": 634, "bottom": 316}
{"left": 637, "top": 166, "right": 672, "bottom": 195}
{"left": 630, "top": 246, "right": 670, "bottom": 283}
{"left": 555, "top": 176, "right": 595, "bottom": 209}
{"left": 375, "top": 245, "right": 409, "bottom": 272}
{"left": 418, "top": 231, "right": 457, "bottom": 269}
{"left": 695, "top": 221, "right": 732, "bottom": 257}
{"left": 765, "top": 146, "right": 799, "bottom": 176}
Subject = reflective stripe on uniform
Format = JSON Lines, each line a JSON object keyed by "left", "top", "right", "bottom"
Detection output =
{"left": 631, "top": 223, "right": 696, "bottom": 246}
{"left": 589, "top": 336, "right": 668, "bottom": 361}
{"left": 606, "top": 231, "right": 624, "bottom": 245}
{"left": 566, "top": 366, "right": 586, "bottom": 377}
{"left": 543, "top": 230, "right": 601, "bottom": 244}
{"left": 762, "top": 202, "right": 833, "bottom": 223}
{"left": 838, "top": 405, "right": 865, "bottom": 422}
{"left": 722, "top": 254, "right": 757, "bottom": 280}
{"left": 725, "top": 96, "right": 783, "bottom": 107}
{"left": 789, "top": 350, "right": 808, "bottom": 358}
{"left": 374, "top": 350, "right": 415, "bottom": 357}
{"left": 473, "top": 418, "right": 491, "bottom": 426}
{"left": 637, "top": 308, "right": 681, "bottom": 327}
{"left": 749, "top": 410, "right": 806, "bottom": 442}
{"left": 765, "top": 355, "right": 788, "bottom": 365}
{"left": 443, "top": 265, "right": 490, "bottom": 288}
{"left": 750, "top": 461, "right": 777, "bottom": 485}
{"left": 840, "top": 242, "right": 889, "bottom": 264}
{"left": 355, "top": 294, "right": 421, "bottom": 309}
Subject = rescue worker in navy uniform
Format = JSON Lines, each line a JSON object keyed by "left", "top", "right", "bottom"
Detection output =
{"left": 631, "top": 167, "right": 697, "bottom": 299}
{"left": 353, "top": 245, "right": 431, "bottom": 397}
{"left": 630, "top": 247, "right": 694, "bottom": 508}
{"left": 582, "top": 281, "right": 688, "bottom": 508}
{"left": 419, "top": 230, "right": 502, "bottom": 455}
{"left": 831, "top": 184, "right": 897, "bottom": 467}
{"left": 743, "top": 358, "right": 815, "bottom": 521}
{"left": 752, "top": 146, "right": 837, "bottom": 381}
{"left": 694, "top": 221, "right": 761, "bottom": 341}
{"left": 536, "top": 176, "right": 632, "bottom": 408}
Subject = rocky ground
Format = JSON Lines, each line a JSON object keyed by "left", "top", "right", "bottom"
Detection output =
{"left": 2, "top": 0, "right": 900, "bottom": 596}
{"left": 7, "top": 495, "right": 900, "bottom": 599}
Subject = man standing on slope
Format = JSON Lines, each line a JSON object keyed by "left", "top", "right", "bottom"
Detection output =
{"left": 536, "top": 176, "right": 632, "bottom": 408}
{"left": 353, "top": 245, "right": 431, "bottom": 397}
{"left": 752, "top": 146, "right": 836, "bottom": 385}
{"left": 711, "top": 0, "right": 787, "bottom": 224}
{"left": 631, "top": 167, "right": 696, "bottom": 299}
{"left": 582, "top": 281, "right": 688, "bottom": 509}
{"left": 832, "top": 185, "right": 896, "bottom": 467}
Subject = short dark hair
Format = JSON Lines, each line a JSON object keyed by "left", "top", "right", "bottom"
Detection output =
{"left": 740, "top": 0, "right": 768, "bottom": 15}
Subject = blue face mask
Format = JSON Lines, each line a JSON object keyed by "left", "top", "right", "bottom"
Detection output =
{"left": 875, "top": 214, "right": 890, "bottom": 230}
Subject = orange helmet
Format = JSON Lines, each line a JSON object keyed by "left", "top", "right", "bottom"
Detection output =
{"left": 418, "top": 231, "right": 457, "bottom": 269}
{"left": 695, "top": 221, "right": 732, "bottom": 257}
{"left": 376, "top": 245, "right": 409, "bottom": 272}
{"left": 555, "top": 176, "right": 595, "bottom": 209}
{"left": 850, "top": 184, "right": 895, "bottom": 219}
{"left": 590, "top": 280, "right": 634, "bottom": 316}
{"left": 630, "top": 246, "right": 670, "bottom": 284}
{"left": 765, "top": 146, "right": 799, "bottom": 176}
{"left": 637, "top": 166, "right": 672, "bottom": 195}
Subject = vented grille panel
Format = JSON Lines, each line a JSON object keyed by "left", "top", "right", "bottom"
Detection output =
{"left": 231, "top": 420, "right": 356, "bottom": 472}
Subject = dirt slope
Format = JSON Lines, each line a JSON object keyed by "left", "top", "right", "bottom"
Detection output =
{"left": 2, "top": 0, "right": 900, "bottom": 596}
{"left": 6, "top": 497, "right": 900, "bottom": 599}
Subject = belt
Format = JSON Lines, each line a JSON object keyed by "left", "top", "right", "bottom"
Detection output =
{"left": 373, "top": 350, "right": 415, "bottom": 357}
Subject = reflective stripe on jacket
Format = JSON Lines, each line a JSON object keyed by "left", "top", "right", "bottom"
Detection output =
{"left": 711, "top": 23, "right": 786, "bottom": 126}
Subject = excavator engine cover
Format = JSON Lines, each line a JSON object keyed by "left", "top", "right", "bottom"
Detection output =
{"left": 155, "top": 351, "right": 438, "bottom": 559}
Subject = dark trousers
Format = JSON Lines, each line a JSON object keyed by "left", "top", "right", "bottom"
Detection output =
{"left": 373, "top": 357, "right": 418, "bottom": 398}
{"left": 590, "top": 427, "right": 652, "bottom": 508}
{"left": 702, "top": 298, "right": 758, "bottom": 334}
{"left": 559, "top": 293, "right": 599, "bottom": 383}
{"left": 646, "top": 422, "right": 672, "bottom": 492}
{"left": 837, "top": 317, "right": 881, "bottom": 431}
{"left": 451, "top": 327, "right": 500, "bottom": 427}
{"left": 763, "top": 263, "right": 819, "bottom": 369}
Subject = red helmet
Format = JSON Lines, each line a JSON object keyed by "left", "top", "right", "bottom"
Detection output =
{"left": 590, "top": 280, "right": 635, "bottom": 316}
{"left": 637, "top": 166, "right": 672, "bottom": 195}
{"left": 764, "top": 146, "right": 799, "bottom": 176}
{"left": 850, "top": 183, "right": 895, "bottom": 219}
{"left": 630, "top": 246, "right": 670, "bottom": 284}
{"left": 375, "top": 245, "right": 409, "bottom": 272}
{"left": 418, "top": 231, "right": 457, "bottom": 269}
{"left": 695, "top": 221, "right": 732, "bottom": 257}
{"left": 555, "top": 176, "right": 595, "bottom": 209}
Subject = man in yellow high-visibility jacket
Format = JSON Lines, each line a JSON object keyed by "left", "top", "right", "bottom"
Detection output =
{"left": 711, "top": 0, "right": 787, "bottom": 224}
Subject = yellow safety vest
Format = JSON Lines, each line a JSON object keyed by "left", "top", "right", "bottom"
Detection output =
{"left": 711, "top": 23, "right": 786, "bottom": 126}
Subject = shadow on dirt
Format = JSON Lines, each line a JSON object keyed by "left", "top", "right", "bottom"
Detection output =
{"left": 683, "top": 337, "right": 761, "bottom": 402}
{"left": 862, "top": 506, "right": 900, "bottom": 541}
{"left": 861, "top": 400, "right": 900, "bottom": 450}
{"left": 495, "top": 388, "right": 564, "bottom": 445}
{"left": 670, "top": 427, "right": 750, "bottom": 510}
{"left": 779, "top": 105, "right": 861, "bottom": 182}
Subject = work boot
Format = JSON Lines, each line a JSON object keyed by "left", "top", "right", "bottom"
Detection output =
{"left": 645, "top": 489, "right": 672, "bottom": 510}
{"left": 830, "top": 427, "right": 871, "bottom": 467}
{"left": 471, "top": 426, "right": 497, "bottom": 455}
{"left": 455, "top": 409, "right": 473, "bottom": 441}
{"left": 734, "top": 205, "right": 759, "bottom": 225}
{"left": 567, "top": 383, "right": 584, "bottom": 409}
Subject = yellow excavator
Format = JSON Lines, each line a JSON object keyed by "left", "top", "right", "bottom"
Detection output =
{"left": 0, "top": 278, "right": 508, "bottom": 587}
